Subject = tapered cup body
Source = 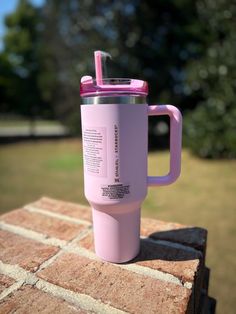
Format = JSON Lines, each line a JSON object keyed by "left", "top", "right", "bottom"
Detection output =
{"left": 81, "top": 100, "right": 148, "bottom": 263}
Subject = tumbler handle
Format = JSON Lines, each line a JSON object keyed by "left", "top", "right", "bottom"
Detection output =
{"left": 147, "top": 105, "right": 182, "bottom": 186}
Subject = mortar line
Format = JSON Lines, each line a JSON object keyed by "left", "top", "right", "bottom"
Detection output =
{"left": 37, "top": 249, "right": 65, "bottom": 273}
{"left": 0, "top": 261, "right": 34, "bottom": 281}
{"left": 120, "top": 263, "right": 192, "bottom": 288}
{"left": 69, "top": 227, "right": 93, "bottom": 245}
{"left": 0, "top": 221, "right": 66, "bottom": 248}
{"left": 35, "top": 226, "right": 93, "bottom": 272}
{"left": 36, "top": 279, "right": 127, "bottom": 314}
{"left": 0, "top": 280, "right": 25, "bottom": 300}
{"left": 0, "top": 262, "right": 38, "bottom": 301}
{"left": 61, "top": 245, "right": 193, "bottom": 289}
{"left": 0, "top": 261, "right": 127, "bottom": 314}
{"left": 28, "top": 198, "right": 202, "bottom": 254}
{"left": 34, "top": 224, "right": 93, "bottom": 273}
{"left": 24, "top": 205, "right": 92, "bottom": 226}
{"left": 0, "top": 218, "right": 201, "bottom": 257}
{"left": 0, "top": 222, "right": 194, "bottom": 289}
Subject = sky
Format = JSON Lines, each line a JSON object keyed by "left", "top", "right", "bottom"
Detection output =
{"left": 0, "top": 0, "right": 45, "bottom": 50}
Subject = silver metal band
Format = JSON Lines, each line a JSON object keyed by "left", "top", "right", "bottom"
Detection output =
{"left": 82, "top": 95, "right": 147, "bottom": 105}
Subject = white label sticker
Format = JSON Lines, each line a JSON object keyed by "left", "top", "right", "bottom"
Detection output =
{"left": 83, "top": 126, "right": 107, "bottom": 177}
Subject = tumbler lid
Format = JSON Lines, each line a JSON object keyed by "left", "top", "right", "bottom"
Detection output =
{"left": 80, "top": 50, "right": 148, "bottom": 97}
{"left": 80, "top": 77, "right": 148, "bottom": 97}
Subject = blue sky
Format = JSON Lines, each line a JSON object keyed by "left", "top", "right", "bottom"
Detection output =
{"left": 0, "top": 0, "right": 45, "bottom": 50}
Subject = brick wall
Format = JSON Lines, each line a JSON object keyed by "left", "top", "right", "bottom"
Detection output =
{"left": 0, "top": 197, "right": 216, "bottom": 313}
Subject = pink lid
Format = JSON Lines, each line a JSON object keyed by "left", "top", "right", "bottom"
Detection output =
{"left": 80, "top": 77, "right": 148, "bottom": 97}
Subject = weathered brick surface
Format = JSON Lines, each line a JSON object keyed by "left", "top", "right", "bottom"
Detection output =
{"left": 0, "top": 198, "right": 215, "bottom": 313}
{"left": 0, "top": 208, "right": 86, "bottom": 241}
{"left": 0, "top": 285, "right": 90, "bottom": 314}
{"left": 31, "top": 197, "right": 92, "bottom": 222}
{"left": 141, "top": 218, "right": 207, "bottom": 254}
{"left": 135, "top": 239, "right": 201, "bottom": 283}
{"left": 0, "top": 274, "right": 15, "bottom": 294}
{"left": 0, "top": 230, "right": 59, "bottom": 272}
{"left": 77, "top": 231, "right": 201, "bottom": 283}
{"left": 38, "top": 252, "right": 191, "bottom": 314}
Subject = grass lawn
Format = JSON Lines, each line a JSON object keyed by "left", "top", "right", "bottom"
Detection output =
{"left": 0, "top": 139, "right": 235, "bottom": 313}
{"left": 0, "top": 119, "right": 62, "bottom": 127}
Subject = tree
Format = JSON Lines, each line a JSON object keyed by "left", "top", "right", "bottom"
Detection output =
{"left": 0, "top": 0, "right": 53, "bottom": 121}
{"left": 184, "top": 0, "right": 236, "bottom": 158}
{"left": 40, "top": 0, "right": 201, "bottom": 135}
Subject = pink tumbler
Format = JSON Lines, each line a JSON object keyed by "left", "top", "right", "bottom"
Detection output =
{"left": 80, "top": 51, "right": 182, "bottom": 263}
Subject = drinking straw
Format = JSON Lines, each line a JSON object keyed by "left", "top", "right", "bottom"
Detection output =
{"left": 94, "top": 50, "right": 111, "bottom": 85}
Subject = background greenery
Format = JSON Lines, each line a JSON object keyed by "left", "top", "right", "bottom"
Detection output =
{"left": 0, "top": 0, "right": 236, "bottom": 157}
{"left": 0, "top": 0, "right": 236, "bottom": 313}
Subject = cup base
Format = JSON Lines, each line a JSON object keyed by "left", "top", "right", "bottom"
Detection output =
{"left": 92, "top": 207, "right": 141, "bottom": 263}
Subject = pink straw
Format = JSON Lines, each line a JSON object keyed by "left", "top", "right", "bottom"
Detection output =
{"left": 94, "top": 51, "right": 103, "bottom": 85}
{"left": 94, "top": 51, "right": 112, "bottom": 85}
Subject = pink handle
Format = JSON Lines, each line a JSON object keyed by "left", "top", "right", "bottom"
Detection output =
{"left": 148, "top": 105, "right": 182, "bottom": 186}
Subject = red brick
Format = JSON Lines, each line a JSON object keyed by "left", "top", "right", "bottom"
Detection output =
{"left": 0, "top": 230, "right": 59, "bottom": 272}
{"left": 0, "top": 274, "right": 15, "bottom": 294}
{"left": 136, "top": 239, "right": 201, "bottom": 283}
{"left": 77, "top": 232, "right": 94, "bottom": 251}
{"left": 1, "top": 209, "right": 86, "bottom": 241}
{"left": 77, "top": 233, "right": 201, "bottom": 284}
{"left": 38, "top": 253, "right": 191, "bottom": 314}
{"left": 141, "top": 218, "right": 207, "bottom": 253}
{"left": 0, "top": 285, "right": 90, "bottom": 314}
{"left": 77, "top": 232, "right": 202, "bottom": 314}
{"left": 31, "top": 197, "right": 92, "bottom": 222}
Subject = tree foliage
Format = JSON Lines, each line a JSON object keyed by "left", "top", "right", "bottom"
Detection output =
{"left": 184, "top": 0, "right": 236, "bottom": 158}
{"left": 0, "top": 0, "right": 52, "bottom": 119}
{"left": 0, "top": 0, "right": 235, "bottom": 158}
{"left": 39, "top": 0, "right": 202, "bottom": 133}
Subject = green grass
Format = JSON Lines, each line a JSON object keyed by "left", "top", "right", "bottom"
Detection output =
{"left": 0, "top": 119, "right": 61, "bottom": 127}
{"left": 0, "top": 139, "right": 235, "bottom": 313}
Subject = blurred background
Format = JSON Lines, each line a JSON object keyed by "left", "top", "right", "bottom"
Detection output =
{"left": 0, "top": 0, "right": 235, "bottom": 312}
